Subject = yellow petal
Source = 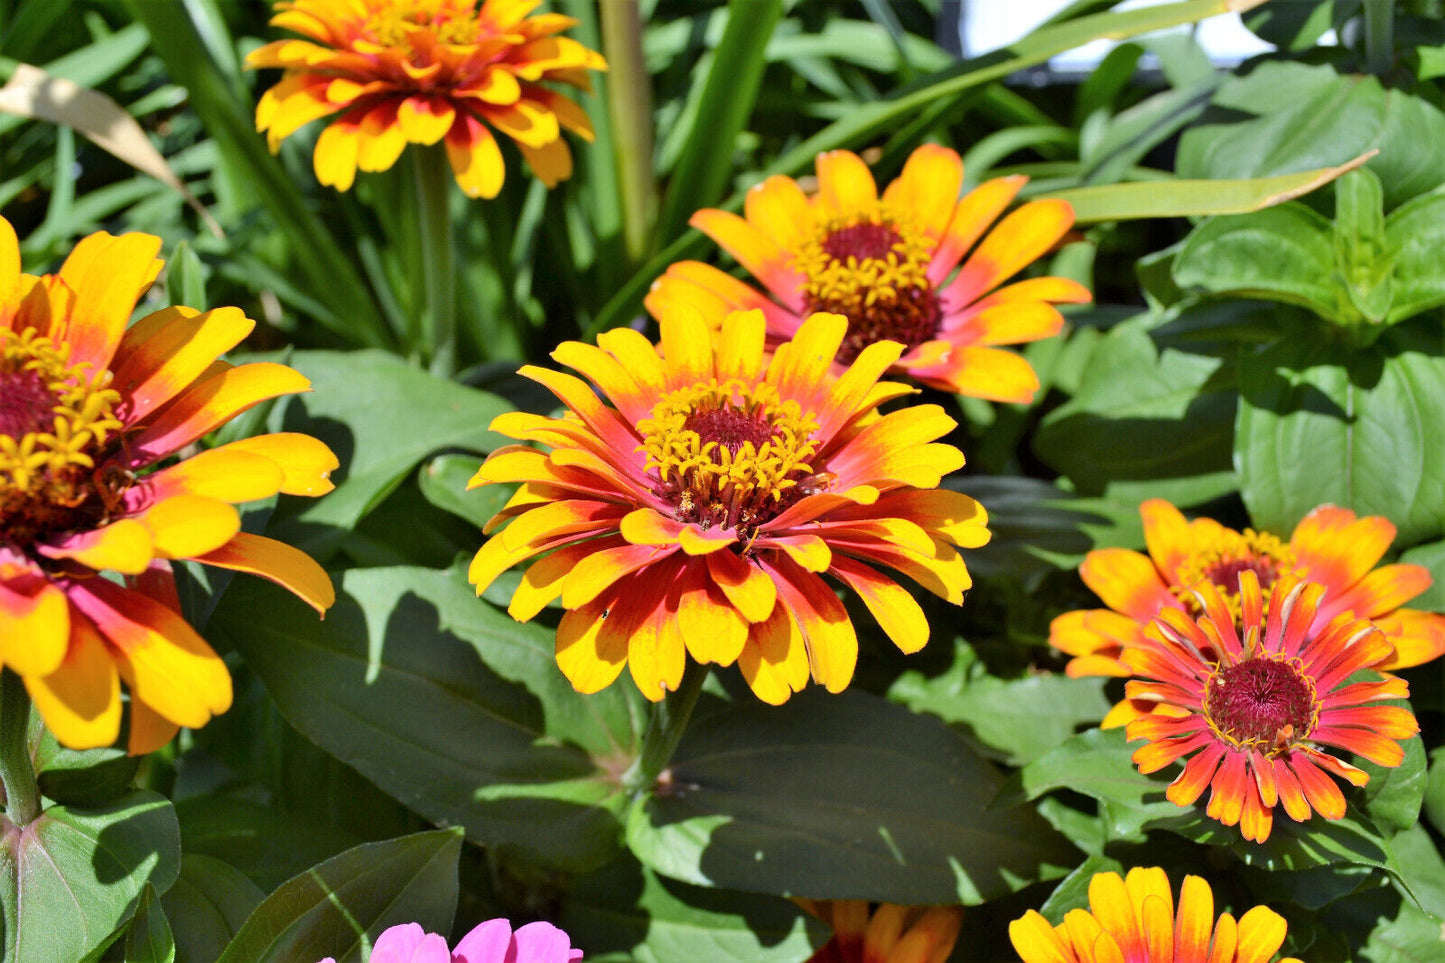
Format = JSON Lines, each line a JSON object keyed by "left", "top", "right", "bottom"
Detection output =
{"left": 39, "top": 520, "right": 154, "bottom": 574}
{"left": 139, "top": 495, "right": 242, "bottom": 559}
{"left": 218, "top": 433, "right": 339, "bottom": 496}
{"left": 193, "top": 532, "right": 335, "bottom": 615}
{"left": 0, "top": 580, "right": 70, "bottom": 676}
{"left": 25, "top": 614, "right": 121, "bottom": 750}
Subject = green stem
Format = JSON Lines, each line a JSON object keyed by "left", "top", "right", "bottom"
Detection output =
{"left": 1362, "top": 0, "right": 1394, "bottom": 77}
{"left": 0, "top": 671, "right": 39, "bottom": 827}
{"left": 414, "top": 145, "right": 458, "bottom": 376}
{"left": 600, "top": 0, "right": 656, "bottom": 268}
{"left": 621, "top": 663, "right": 707, "bottom": 796}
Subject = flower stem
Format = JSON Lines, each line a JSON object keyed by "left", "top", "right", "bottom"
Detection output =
{"left": 414, "top": 145, "right": 458, "bottom": 377}
{"left": 621, "top": 663, "right": 707, "bottom": 796}
{"left": 599, "top": 0, "right": 656, "bottom": 268}
{"left": 0, "top": 670, "right": 39, "bottom": 827}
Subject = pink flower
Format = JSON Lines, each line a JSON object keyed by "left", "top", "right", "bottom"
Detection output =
{"left": 318, "top": 919, "right": 582, "bottom": 963}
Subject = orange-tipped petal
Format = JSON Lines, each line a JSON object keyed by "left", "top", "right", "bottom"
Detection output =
{"left": 193, "top": 532, "right": 335, "bottom": 615}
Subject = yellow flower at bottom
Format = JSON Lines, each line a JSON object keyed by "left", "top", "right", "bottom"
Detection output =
{"left": 1010, "top": 867, "right": 1303, "bottom": 963}
{"left": 0, "top": 217, "right": 336, "bottom": 752}
{"left": 468, "top": 309, "right": 990, "bottom": 703}
{"left": 247, "top": 0, "right": 606, "bottom": 197}
{"left": 796, "top": 899, "right": 962, "bottom": 963}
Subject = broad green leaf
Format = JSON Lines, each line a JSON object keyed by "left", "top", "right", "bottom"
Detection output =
{"left": 946, "top": 476, "right": 1102, "bottom": 579}
{"left": 890, "top": 650, "right": 1112, "bottom": 765}
{"left": 1036, "top": 853, "right": 1125, "bottom": 923}
{"left": 257, "top": 350, "right": 513, "bottom": 557}
{"left": 1397, "top": 541, "right": 1445, "bottom": 613}
{"left": 214, "top": 830, "right": 460, "bottom": 963}
{"left": 1387, "top": 823, "right": 1445, "bottom": 921}
{"left": 1427, "top": 746, "right": 1445, "bottom": 838}
{"left": 417, "top": 453, "right": 511, "bottom": 531}
{"left": 1235, "top": 328, "right": 1445, "bottom": 549}
{"left": 1359, "top": 737, "right": 1427, "bottom": 838}
{"left": 1382, "top": 190, "right": 1445, "bottom": 323}
{"left": 1008, "top": 728, "right": 1182, "bottom": 841}
{"left": 1172, "top": 204, "right": 1347, "bottom": 322}
{"left": 207, "top": 566, "right": 635, "bottom": 872}
{"left": 1034, "top": 316, "right": 1235, "bottom": 498}
{"left": 627, "top": 689, "right": 1075, "bottom": 904}
{"left": 1333, "top": 168, "right": 1392, "bottom": 324}
{"left": 161, "top": 856, "right": 264, "bottom": 963}
{"left": 1043, "top": 155, "right": 1369, "bottom": 223}
{"left": 124, "top": 885, "right": 176, "bottom": 963}
{"left": 1178, "top": 62, "right": 1445, "bottom": 210}
{"left": 32, "top": 737, "right": 139, "bottom": 808}
{"left": 1362, "top": 899, "right": 1445, "bottom": 962}
{"left": 561, "top": 856, "right": 823, "bottom": 963}
{"left": 173, "top": 797, "right": 360, "bottom": 893}
{"left": 0, "top": 790, "right": 181, "bottom": 963}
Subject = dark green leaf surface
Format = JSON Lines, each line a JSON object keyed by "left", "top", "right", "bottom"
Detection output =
{"left": 161, "top": 856, "right": 265, "bottom": 963}
{"left": 124, "top": 885, "right": 176, "bottom": 963}
{"left": 209, "top": 566, "right": 636, "bottom": 872}
{"left": 0, "top": 791, "right": 180, "bottom": 963}
{"left": 628, "top": 690, "right": 1075, "bottom": 904}
{"left": 1236, "top": 331, "right": 1445, "bottom": 548}
{"left": 214, "top": 830, "right": 460, "bottom": 963}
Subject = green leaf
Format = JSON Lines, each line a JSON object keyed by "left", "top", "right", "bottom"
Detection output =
{"left": 124, "top": 885, "right": 176, "bottom": 963}
{"left": 653, "top": 0, "right": 782, "bottom": 248}
{"left": 1382, "top": 191, "right": 1445, "bottom": 324}
{"left": 1426, "top": 746, "right": 1445, "bottom": 838}
{"left": 174, "top": 797, "right": 359, "bottom": 893}
{"left": 161, "top": 856, "right": 264, "bottom": 963}
{"left": 1044, "top": 156, "right": 1369, "bottom": 223}
{"left": 417, "top": 453, "right": 510, "bottom": 531}
{"left": 32, "top": 737, "right": 140, "bottom": 808}
{"left": 1172, "top": 204, "right": 1348, "bottom": 322}
{"left": 561, "top": 855, "right": 823, "bottom": 963}
{"left": 1387, "top": 823, "right": 1445, "bottom": 921}
{"left": 890, "top": 651, "right": 1112, "bottom": 766}
{"left": 207, "top": 566, "right": 635, "bottom": 872}
{"left": 1361, "top": 899, "right": 1445, "bottom": 962}
{"left": 1009, "top": 728, "right": 1182, "bottom": 841}
{"left": 258, "top": 350, "right": 513, "bottom": 556}
{"left": 214, "top": 830, "right": 461, "bottom": 963}
{"left": 949, "top": 477, "right": 1109, "bottom": 579}
{"left": 1235, "top": 328, "right": 1445, "bottom": 548}
{"left": 1034, "top": 316, "right": 1235, "bottom": 499}
{"left": 1178, "top": 62, "right": 1445, "bottom": 210}
{"left": 1332, "top": 168, "right": 1392, "bottom": 324}
{"left": 0, "top": 790, "right": 181, "bottom": 963}
{"left": 627, "top": 689, "right": 1075, "bottom": 904}
{"left": 1359, "top": 737, "right": 1427, "bottom": 837}
{"left": 163, "top": 240, "right": 208, "bottom": 314}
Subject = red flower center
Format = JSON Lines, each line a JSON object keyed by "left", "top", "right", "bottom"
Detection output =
{"left": 1204, "top": 555, "right": 1286, "bottom": 596}
{"left": 793, "top": 213, "right": 942, "bottom": 365}
{"left": 683, "top": 406, "right": 781, "bottom": 456}
{"left": 1206, "top": 657, "right": 1317, "bottom": 754}
{"left": 820, "top": 222, "right": 903, "bottom": 262}
{"left": 0, "top": 368, "right": 58, "bottom": 440}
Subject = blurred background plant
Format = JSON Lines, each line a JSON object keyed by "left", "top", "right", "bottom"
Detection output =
{"left": 3, "top": 0, "right": 1445, "bottom": 961}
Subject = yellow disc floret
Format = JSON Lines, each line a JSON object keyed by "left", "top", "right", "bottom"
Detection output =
{"left": 638, "top": 379, "right": 823, "bottom": 539}
{"left": 1173, "top": 529, "right": 1298, "bottom": 623}
{"left": 364, "top": 0, "right": 482, "bottom": 49}
{"left": 0, "top": 327, "right": 123, "bottom": 543}
{"left": 791, "top": 208, "right": 941, "bottom": 362}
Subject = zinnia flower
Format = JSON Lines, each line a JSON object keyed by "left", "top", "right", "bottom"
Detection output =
{"left": 468, "top": 308, "right": 990, "bottom": 703}
{"left": 1010, "top": 867, "right": 1303, "bottom": 963}
{"left": 795, "top": 900, "right": 962, "bottom": 963}
{"left": 1124, "top": 571, "right": 1417, "bottom": 842}
{"left": 1050, "top": 499, "right": 1445, "bottom": 727}
{"left": 645, "top": 145, "right": 1090, "bottom": 401}
{"left": 317, "top": 918, "right": 582, "bottom": 963}
{"left": 0, "top": 217, "right": 336, "bottom": 753}
{"left": 248, "top": 0, "right": 606, "bottom": 197}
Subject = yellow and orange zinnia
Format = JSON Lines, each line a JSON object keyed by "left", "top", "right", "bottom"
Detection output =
{"left": 1010, "top": 867, "right": 1304, "bottom": 963}
{"left": 468, "top": 308, "right": 990, "bottom": 703}
{"left": 1125, "top": 572, "right": 1417, "bottom": 842}
{"left": 248, "top": 0, "right": 606, "bottom": 196}
{"left": 795, "top": 900, "right": 962, "bottom": 963}
{"left": 1050, "top": 499, "right": 1445, "bottom": 727}
{"left": 645, "top": 145, "right": 1091, "bottom": 402}
{"left": 0, "top": 218, "right": 336, "bottom": 753}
